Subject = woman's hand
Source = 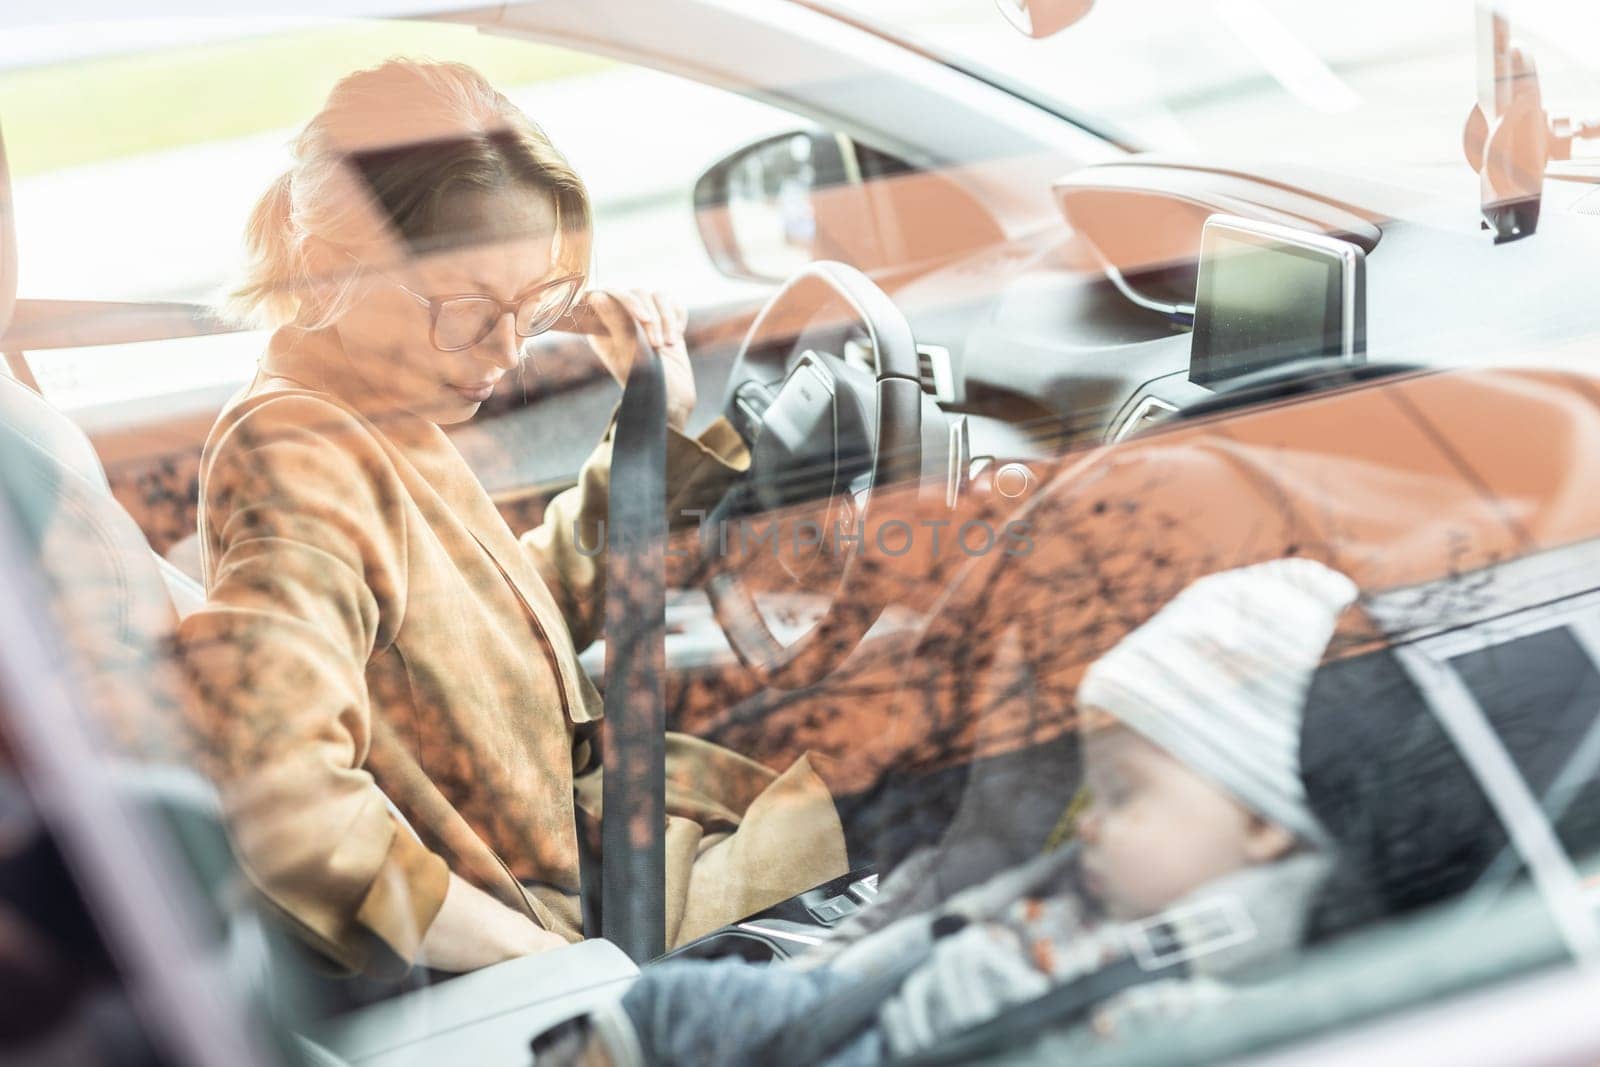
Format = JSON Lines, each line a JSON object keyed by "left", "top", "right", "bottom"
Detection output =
{"left": 579, "top": 289, "right": 696, "bottom": 433}
{"left": 418, "top": 872, "right": 569, "bottom": 973}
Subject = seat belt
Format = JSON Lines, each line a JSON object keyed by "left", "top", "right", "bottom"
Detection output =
{"left": 574, "top": 802, "right": 604, "bottom": 940}
{"left": 762, "top": 925, "right": 1188, "bottom": 1067}
{"left": 758, "top": 841, "right": 1208, "bottom": 1067}
{"left": 893, "top": 953, "right": 1184, "bottom": 1066}
{"left": 598, "top": 327, "right": 669, "bottom": 963}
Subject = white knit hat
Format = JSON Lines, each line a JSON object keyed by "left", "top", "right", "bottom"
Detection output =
{"left": 1075, "top": 558, "right": 1360, "bottom": 848}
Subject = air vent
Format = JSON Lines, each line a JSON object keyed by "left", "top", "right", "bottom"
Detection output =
{"left": 841, "top": 337, "right": 955, "bottom": 403}
{"left": 916, "top": 344, "right": 955, "bottom": 403}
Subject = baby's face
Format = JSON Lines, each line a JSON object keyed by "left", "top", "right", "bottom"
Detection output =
{"left": 1077, "top": 721, "right": 1289, "bottom": 921}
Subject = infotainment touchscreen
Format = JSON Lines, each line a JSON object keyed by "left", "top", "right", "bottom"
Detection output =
{"left": 1188, "top": 215, "right": 1366, "bottom": 387}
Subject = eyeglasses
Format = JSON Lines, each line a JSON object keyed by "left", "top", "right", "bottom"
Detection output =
{"left": 345, "top": 252, "right": 583, "bottom": 352}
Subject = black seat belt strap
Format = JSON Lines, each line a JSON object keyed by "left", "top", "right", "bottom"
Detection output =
{"left": 896, "top": 944, "right": 1188, "bottom": 1065}
{"left": 600, "top": 326, "right": 669, "bottom": 963}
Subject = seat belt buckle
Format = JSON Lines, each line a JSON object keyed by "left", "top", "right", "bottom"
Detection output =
{"left": 1126, "top": 896, "right": 1256, "bottom": 971}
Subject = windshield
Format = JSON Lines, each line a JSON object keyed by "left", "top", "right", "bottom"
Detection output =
{"left": 821, "top": 0, "right": 1600, "bottom": 186}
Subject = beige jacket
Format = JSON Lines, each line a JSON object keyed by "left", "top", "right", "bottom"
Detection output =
{"left": 177, "top": 326, "right": 846, "bottom": 976}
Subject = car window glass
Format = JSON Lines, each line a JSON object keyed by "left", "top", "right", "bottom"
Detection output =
{"left": 2, "top": 17, "right": 794, "bottom": 411}
{"left": 10, "top": 9, "right": 1600, "bottom": 1067}
{"left": 28, "top": 332, "right": 265, "bottom": 416}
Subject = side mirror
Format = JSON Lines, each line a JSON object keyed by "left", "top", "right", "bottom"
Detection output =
{"left": 694, "top": 130, "right": 882, "bottom": 284}
{"left": 992, "top": 0, "right": 1095, "bottom": 39}
{"left": 695, "top": 129, "right": 1006, "bottom": 284}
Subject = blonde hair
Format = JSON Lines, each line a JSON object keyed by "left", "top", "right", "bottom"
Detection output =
{"left": 227, "top": 59, "right": 591, "bottom": 329}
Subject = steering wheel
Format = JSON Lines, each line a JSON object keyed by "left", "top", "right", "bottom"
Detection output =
{"left": 704, "top": 261, "right": 924, "bottom": 690}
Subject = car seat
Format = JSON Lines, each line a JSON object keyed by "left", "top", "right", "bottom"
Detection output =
{"left": 0, "top": 112, "right": 202, "bottom": 757}
{"left": 0, "top": 125, "right": 443, "bottom": 1043}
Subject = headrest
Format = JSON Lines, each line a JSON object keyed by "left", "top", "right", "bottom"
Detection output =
{"left": 1300, "top": 641, "right": 1600, "bottom": 940}
{"left": 0, "top": 373, "right": 109, "bottom": 491}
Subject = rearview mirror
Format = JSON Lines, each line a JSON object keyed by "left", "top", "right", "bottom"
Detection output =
{"left": 992, "top": 0, "right": 1095, "bottom": 38}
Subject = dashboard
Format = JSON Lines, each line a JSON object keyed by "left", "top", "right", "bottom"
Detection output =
{"left": 865, "top": 156, "right": 1600, "bottom": 489}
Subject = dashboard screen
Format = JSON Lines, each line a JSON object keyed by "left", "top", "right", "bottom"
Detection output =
{"left": 1189, "top": 218, "right": 1364, "bottom": 387}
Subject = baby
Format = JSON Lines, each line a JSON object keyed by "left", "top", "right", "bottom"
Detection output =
{"left": 538, "top": 558, "right": 1357, "bottom": 1066}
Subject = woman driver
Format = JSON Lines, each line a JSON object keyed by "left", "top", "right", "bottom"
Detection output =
{"left": 177, "top": 59, "right": 846, "bottom": 977}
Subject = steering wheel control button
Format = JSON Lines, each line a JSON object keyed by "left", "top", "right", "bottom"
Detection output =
{"left": 994, "top": 462, "right": 1034, "bottom": 499}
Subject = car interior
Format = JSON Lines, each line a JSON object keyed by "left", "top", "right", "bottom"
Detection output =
{"left": 5, "top": 1, "right": 1600, "bottom": 1063}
